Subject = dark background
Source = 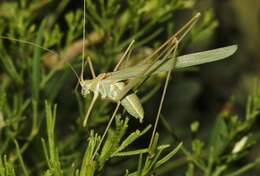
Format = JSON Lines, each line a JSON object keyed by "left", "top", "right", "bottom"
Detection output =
{"left": 0, "top": 0, "right": 259, "bottom": 175}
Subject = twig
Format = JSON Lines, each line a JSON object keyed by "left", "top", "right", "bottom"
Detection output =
{"left": 42, "top": 32, "right": 102, "bottom": 69}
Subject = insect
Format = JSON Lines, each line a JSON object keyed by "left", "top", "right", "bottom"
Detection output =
{"left": 68, "top": 9, "right": 201, "bottom": 159}
{"left": 0, "top": 16, "right": 237, "bottom": 129}
{"left": 79, "top": 12, "right": 202, "bottom": 128}
{"left": 0, "top": 7, "right": 237, "bottom": 161}
{"left": 76, "top": 7, "right": 237, "bottom": 158}
{"left": 79, "top": 40, "right": 146, "bottom": 126}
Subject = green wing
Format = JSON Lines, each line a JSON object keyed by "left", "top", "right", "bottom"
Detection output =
{"left": 106, "top": 45, "right": 237, "bottom": 82}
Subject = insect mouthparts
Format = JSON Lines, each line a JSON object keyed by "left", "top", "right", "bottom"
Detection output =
{"left": 81, "top": 86, "right": 91, "bottom": 97}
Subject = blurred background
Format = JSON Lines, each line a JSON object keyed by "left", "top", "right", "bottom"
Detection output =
{"left": 0, "top": 0, "right": 259, "bottom": 175}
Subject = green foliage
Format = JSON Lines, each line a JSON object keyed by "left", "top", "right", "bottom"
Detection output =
{"left": 0, "top": 155, "right": 16, "bottom": 176}
{"left": 181, "top": 82, "right": 260, "bottom": 176}
{"left": 41, "top": 102, "right": 62, "bottom": 175}
{"left": 126, "top": 135, "right": 182, "bottom": 176}
{"left": 0, "top": 0, "right": 258, "bottom": 176}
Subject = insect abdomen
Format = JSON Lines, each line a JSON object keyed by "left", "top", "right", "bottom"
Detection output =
{"left": 121, "top": 93, "right": 144, "bottom": 122}
{"left": 110, "top": 82, "right": 144, "bottom": 122}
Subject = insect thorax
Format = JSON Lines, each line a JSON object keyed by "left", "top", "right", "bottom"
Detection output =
{"left": 81, "top": 79, "right": 100, "bottom": 97}
{"left": 81, "top": 79, "right": 144, "bottom": 122}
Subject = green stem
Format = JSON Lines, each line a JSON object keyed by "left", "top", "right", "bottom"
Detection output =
{"left": 226, "top": 157, "right": 260, "bottom": 176}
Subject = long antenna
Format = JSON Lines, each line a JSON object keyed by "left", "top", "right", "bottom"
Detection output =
{"left": 81, "top": 0, "right": 86, "bottom": 82}
{"left": 68, "top": 63, "right": 81, "bottom": 82}
{"left": 0, "top": 36, "right": 82, "bottom": 85}
{"left": 0, "top": 36, "right": 57, "bottom": 56}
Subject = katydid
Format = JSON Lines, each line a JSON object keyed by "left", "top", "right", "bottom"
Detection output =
{"left": 77, "top": 9, "right": 237, "bottom": 158}
{"left": 80, "top": 9, "right": 181, "bottom": 159}
{"left": 0, "top": 8, "right": 238, "bottom": 160}
{"left": 79, "top": 12, "right": 203, "bottom": 127}
{"left": 0, "top": 36, "right": 237, "bottom": 125}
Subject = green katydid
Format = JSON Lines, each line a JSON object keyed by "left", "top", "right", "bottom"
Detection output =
{"left": 79, "top": 12, "right": 202, "bottom": 128}
{"left": 107, "top": 45, "right": 237, "bottom": 82}
{"left": 0, "top": 28, "right": 237, "bottom": 126}
{"left": 0, "top": 9, "right": 238, "bottom": 159}
{"left": 77, "top": 7, "right": 237, "bottom": 158}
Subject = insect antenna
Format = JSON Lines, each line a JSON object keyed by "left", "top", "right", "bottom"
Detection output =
{"left": 0, "top": 36, "right": 83, "bottom": 91}
{"left": 67, "top": 63, "right": 81, "bottom": 83}
{"left": 80, "top": 0, "right": 86, "bottom": 83}
{"left": 80, "top": 0, "right": 100, "bottom": 128}
{"left": 80, "top": 0, "right": 97, "bottom": 81}
{"left": 0, "top": 36, "right": 58, "bottom": 56}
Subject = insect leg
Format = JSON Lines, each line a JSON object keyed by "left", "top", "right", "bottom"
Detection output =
{"left": 174, "top": 12, "right": 201, "bottom": 41}
{"left": 114, "top": 37, "right": 175, "bottom": 102}
{"left": 91, "top": 102, "right": 121, "bottom": 160}
{"left": 86, "top": 40, "right": 135, "bottom": 136}
{"left": 87, "top": 56, "right": 96, "bottom": 78}
{"left": 113, "top": 40, "right": 135, "bottom": 72}
{"left": 83, "top": 92, "right": 99, "bottom": 127}
{"left": 89, "top": 40, "right": 135, "bottom": 156}
{"left": 148, "top": 37, "right": 179, "bottom": 150}
{"left": 117, "top": 13, "right": 201, "bottom": 100}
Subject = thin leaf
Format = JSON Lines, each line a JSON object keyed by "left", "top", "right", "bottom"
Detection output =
{"left": 31, "top": 20, "right": 46, "bottom": 100}
{"left": 113, "top": 125, "right": 151, "bottom": 155}
{"left": 226, "top": 157, "right": 260, "bottom": 176}
{"left": 155, "top": 142, "right": 183, "bottom": 168}
{"left": 209, "top": 116, "right": 229, "bottom": 159}
{"left": 137, "top": 154, "right": 143, "bottom": 176}
{"left": 113, "top": 148, "right": 149, "bottom": 157}
{"left": 14, "top": 140, "right": 29, "bottom": 176}
{"left": 0, "top": 49, "right": 23, "bottom": 84}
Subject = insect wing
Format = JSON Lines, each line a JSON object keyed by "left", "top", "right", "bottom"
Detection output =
{"left": 105, "top": 45, "right": 238, "bottom": 82}
{"left": 104, "top": 12, "right": 202, "bottom": 90}
{"left": 113, "top": 40, "right": 176, "bottom": 101}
